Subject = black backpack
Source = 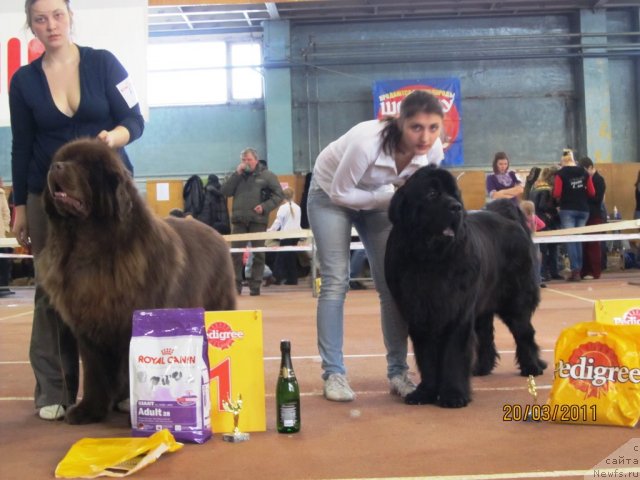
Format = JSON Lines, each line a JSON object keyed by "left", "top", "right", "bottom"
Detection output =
{"left": 183, "top": 175, "right": 205, "bottom": 216}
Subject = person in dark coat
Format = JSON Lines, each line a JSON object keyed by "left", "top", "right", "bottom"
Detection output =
{"left": 553, "top": 149, "right": 595, "bottom": 281}
{"left": 578, "top": 157, "right": 606, "bottom": 280}
{"left": 530, "top": 167, "right": 562, "bottom": 281}
{"left": 222, "top": 148, "right": 284, "bottom": 296}
{"left": 197, "top": 174, "right": 231, "bottom": 235}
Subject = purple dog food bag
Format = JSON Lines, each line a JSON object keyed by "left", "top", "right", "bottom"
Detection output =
{"left": 130, "top": 308, "right": 212, "bottom": 443}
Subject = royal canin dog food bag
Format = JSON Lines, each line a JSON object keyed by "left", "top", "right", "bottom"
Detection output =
{"left": 130, "top": 308, "right": 212, "bottom": 443}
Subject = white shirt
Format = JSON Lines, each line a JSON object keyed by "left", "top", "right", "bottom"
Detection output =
{"left": 311, "top": 120, "right": 444, "bottom": 210}
{"left": 268, "top": 201, "right": 302, "bottom": 232}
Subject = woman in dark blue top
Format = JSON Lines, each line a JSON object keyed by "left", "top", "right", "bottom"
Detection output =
{"left": 9, "top": 0, "right": 144, "bottom": 421}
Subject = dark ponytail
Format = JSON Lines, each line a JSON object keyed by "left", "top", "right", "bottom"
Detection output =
{"left": 380, "top": 90, "right": 443, "bottom": 156}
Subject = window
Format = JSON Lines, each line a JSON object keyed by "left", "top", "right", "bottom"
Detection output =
{"left": 148, "top": 40, "right": 263, "bottom": 106}
{"left": 231, "top": 43, "right": 263, "bottom": 100}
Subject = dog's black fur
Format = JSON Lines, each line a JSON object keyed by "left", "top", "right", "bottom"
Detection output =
{"left": 385, "top": 166, "right": 546, "bottom": 408}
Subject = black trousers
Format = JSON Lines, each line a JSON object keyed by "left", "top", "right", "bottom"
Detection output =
{"left": 274, "top": 238, "right": 299, "bottom": 284}
{"left": 0, "top": 247, "right": 11, "bottom": 289}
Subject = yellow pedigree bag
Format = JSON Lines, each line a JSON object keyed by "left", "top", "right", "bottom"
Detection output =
{"left": 55, "top": 429, "right": 183, "bottom": 478}
{"left": 547, "top": 321, "right": 640, "bottom": 427}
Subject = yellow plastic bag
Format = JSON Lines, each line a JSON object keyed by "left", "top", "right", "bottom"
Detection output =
{"left": 55, "top": 429, "right": 183, "bottom": 478}
{"left": 547, "top": 321, "right": 640, "bottom": 427}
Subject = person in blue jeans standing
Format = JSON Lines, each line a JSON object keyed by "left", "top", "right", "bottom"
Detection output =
{"left": 307, "top": 90, "right": 445, "bottom": 402}
{"left": 553, "top": 149, "right": 595, "bottom": 281}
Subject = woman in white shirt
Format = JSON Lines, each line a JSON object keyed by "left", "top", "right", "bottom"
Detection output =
{"left": 268, "top": 187, "right": 302, "bottom": 285}
{"left": 307, "top": 90, "right": 445, "bottom": 402}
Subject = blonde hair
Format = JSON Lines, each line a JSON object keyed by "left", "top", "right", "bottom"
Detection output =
{"left": 26, "top": 0, "right": 72, "bottom": 29}
{"left": 561, "top": 148, "right": 575, "bottom": 165}
{"left": 520, "top": 200, "right": 535, "bottom": 217}
{"left": 283, "top": 187, "right": 295, "bottom": 217}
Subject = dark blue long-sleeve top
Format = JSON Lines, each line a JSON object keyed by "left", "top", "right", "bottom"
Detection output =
{"left": 9, "top": 45, "right": 145, "bottom": 205}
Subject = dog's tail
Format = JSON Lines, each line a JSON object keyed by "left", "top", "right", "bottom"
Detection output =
{"left": 484, "top": 199, "right": 529, "bottom": 233}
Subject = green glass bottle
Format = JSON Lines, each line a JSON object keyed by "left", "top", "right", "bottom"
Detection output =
{"left": 276, "top": 340, "right": 301, "bottom": 433}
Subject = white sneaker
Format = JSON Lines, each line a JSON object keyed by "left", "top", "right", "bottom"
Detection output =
{"left": 38, "top": 404, "right": 65, "bottom": 420}
{"left": 389, "top": 372, "right": 417, "bottom": 398}
{"left": 323, "top": 373, "right": 355, "bottom": 402}
{"left": 117, "top": 398, "right": 131, "bottom": 413}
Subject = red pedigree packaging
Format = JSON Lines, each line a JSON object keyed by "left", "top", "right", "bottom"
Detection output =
{"left": 547, "top": 321, "right": 640, "bottom": 427}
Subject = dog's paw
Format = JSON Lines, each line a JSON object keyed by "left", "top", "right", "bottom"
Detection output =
{"left": 404, "top": 388, "right": 436, "bottom": 405}
{"left": 65, "top": 401, "right": 108, "bottom": 425}
{"left": 472, "top": 364, "right": 494, "bottom": 376}
{"left": 519, "top": 358, "right": 547, "bottom": 377}
{"left": 437, "top": 394, "right": 471, "bottom": 408}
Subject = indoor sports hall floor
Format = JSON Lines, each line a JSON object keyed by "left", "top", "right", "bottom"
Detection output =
{"left": 1, "top": 272, "right": 638, "bottom": 480}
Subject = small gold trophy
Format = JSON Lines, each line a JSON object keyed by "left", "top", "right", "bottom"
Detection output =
{"left": 525, "top": 375, "right": 539, "bottom": 422}
{"left": 222, "top": 394, "right": 250, "bottom": 442}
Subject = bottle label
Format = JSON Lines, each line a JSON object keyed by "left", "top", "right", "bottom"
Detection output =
{"left": 281, "top": 367, "right": 296, "bottom": 378}
{"left": 280, "top": 403, "right": 298, "bottom": 427}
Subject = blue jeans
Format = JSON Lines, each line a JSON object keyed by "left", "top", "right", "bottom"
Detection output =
{"left": 307, "top": 186, "right": 409, "bottom": 380}
{"left": 559, "top": 209, "right": 589, "bottom": 271}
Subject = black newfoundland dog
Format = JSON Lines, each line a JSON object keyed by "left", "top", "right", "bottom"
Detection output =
{"left": 385, "top": 166, "right": 546, "bottom": 408}
{"left": 38, "top": 138, "right": 236, "bottom": 424}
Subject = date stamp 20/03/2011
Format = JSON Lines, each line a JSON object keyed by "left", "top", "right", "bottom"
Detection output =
{"left": 502, "top": 403, "right": 597, "bottom": 422}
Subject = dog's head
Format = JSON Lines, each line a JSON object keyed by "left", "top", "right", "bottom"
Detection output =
{"left": 45, "top": 138, "right": 134, "bottom": 222}
{"left": 389, "top": 165, "right": 464, "bottom": 240}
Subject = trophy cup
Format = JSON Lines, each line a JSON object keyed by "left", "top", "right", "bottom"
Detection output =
{"left": 222, "top": 394, "right": 250, "bottom": 442}
{"left": 525, "top": 375, "right": 539, "bottom": 422}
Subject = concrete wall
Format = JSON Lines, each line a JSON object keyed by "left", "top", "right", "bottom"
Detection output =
{"left": 1, "top": 8, "right": 637, "bottom": 185}
{"left": 290, "top": 10, "right": 638, "bottom": 172}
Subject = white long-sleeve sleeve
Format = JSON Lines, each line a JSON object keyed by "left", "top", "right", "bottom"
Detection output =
{"left": 312, "top": 120, "right": 442, "bottom": 211}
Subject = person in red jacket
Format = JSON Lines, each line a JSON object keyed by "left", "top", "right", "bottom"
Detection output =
{"left": 552, "top": 149, "right": 595, "bottom": 282}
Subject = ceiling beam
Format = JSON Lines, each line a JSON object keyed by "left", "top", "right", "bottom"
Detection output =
{"left": 149, "top": 0, "right": 321, "bottom": 5}
{"left": 265, "top": 3, "right": 281, "bottom": 19}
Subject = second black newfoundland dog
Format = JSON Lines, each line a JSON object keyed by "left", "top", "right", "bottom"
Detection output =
{"left": 385, "top": 166, "right": 546, "bottom": 408}
{"left": 38, "top": 139, "right": 236, "bottom": 424}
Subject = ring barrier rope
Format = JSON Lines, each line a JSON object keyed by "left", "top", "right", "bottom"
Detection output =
{"left": 1, "top": 222, "right": 638, "bottom": 269}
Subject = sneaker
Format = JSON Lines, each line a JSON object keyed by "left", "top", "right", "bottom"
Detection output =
{"left": 116, "top": 398, "right": 130, "bottom": 413}
{"left": 249, "top": 288, "right": 260, "bottom": 296}
{"left": 38, "top": 404, "right": 65, "bottom": 420}
{"left": 349, "top": 280, "right": 367, "bottom": 290}
{"left": 389, "top": 372, "right": 417, "bottom": 398}
{"left": 583, "top": 275, "right": 594, "bottom": 280}
{"left": 323, "top": 373, "right": 355, "bottom": 402}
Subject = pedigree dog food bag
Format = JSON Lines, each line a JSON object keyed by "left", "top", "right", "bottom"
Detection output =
{"left": 593, "top": 298, "right": 640, "bottom": 326}
{"left": 130, "top": 308, "right": 211, "bottom": 443}
{"left": 547, "top": 321, "right": 640, "bottom": 427}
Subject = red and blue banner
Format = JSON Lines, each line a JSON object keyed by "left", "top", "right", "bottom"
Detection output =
{"left": 373, "top": 78, "right": 463, "bottom": 166}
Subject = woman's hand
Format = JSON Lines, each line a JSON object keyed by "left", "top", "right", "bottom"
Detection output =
{"left": 97, "top": 126, "right": 130, "bottom": 148}
{"left": 12, "top": 205, "right": 29, "bottom": 247}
